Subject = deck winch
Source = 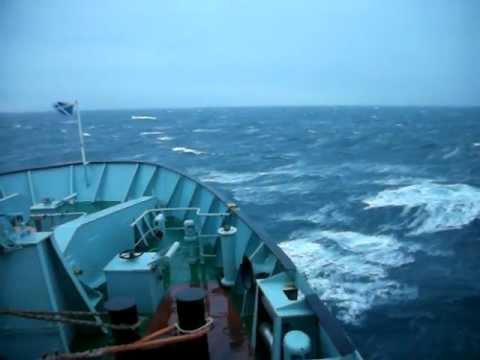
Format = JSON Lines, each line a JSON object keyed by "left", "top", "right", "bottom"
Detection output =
{"left": 104, "top": 252, "right": 164, "bottom": 314}
{"left": 104, "top": 239, "right": 181, "bottom": 314}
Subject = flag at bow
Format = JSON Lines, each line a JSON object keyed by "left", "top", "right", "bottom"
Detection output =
{"left": 53, "top": 101, "right": 76, "bottom": 116}
{"left": 52, "top": 100, "right": 88, "bottom": 167}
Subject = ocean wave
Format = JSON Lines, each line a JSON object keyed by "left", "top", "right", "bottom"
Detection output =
{"left": 199, "top": 170, "right": 263, "bottom": 184}
{"left": 244, "top": 126, "right": 260, "bottom": 134}
{"left": 192, "top": 128, "right": 221, "bottom": 133}
{"left": 280, "top": 230, "right": 416, "bottom": 324}
{"left": 442, "top": 147, "right": 460, "bottom": 160}
{"left": 232, "top": 181, "right": 315, "bottom": 205}
{"left": 140, "top": 131, "right": 163, "bottom": 136}
{"left": 197, "top": 162, "right": 415, "bottom": 190}
{"left": 172, "top": 147, "right": 205, "bottom": 155}
{"left": 195, "top": 163, "right": 306, "bottom": 185}
{"left": 280, "top": 203, "right": 353, "bottom": 226}
{"left": 372, "top": 177, "right": 435, "bottom": 187}
{"left": 364, "top": 182, "right": 480, "bottom": 235}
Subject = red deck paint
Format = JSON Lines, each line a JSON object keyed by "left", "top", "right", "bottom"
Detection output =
{"left": 148, "top": 282, "right": 253, "bottom": 359}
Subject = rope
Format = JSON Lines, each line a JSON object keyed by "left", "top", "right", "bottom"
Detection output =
{"left": 43, "top": 318, "right": 215, "bottom": 359}
{"left": 175, "top": 316, "right": 214, "bottom": 334}
{"left": 0, "top": 309, "right": 107, "bottom": 317}
{"left": 0, "top": 309, "right": 141, "bottom": 331}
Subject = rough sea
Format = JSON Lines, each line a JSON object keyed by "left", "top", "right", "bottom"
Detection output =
{"left": 1, "top": 106, "right": 480, "bottom": 359}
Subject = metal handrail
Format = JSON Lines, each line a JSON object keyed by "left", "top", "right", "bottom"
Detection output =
{"left": 130, "top": 207, "right": 229, "bottom": 228}
{"left": 131, "top": 207, "right": 227, "bottom": 257}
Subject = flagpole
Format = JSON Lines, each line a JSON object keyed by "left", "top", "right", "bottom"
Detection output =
{"left": 75, "top": 101, "right": 89, "bottom": 185}
{"left": 75, "top": 101, "right": 87, "bottom": 166}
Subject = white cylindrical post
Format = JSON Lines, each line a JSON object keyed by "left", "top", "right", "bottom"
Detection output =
{"left": 184, "top": 220, "right": 199, "bottom": 264}
{"left": 218, "top": 225, "right": 237, "bottom": 287}
{"left": 75, "top": 101, "right": 87, "bottom": 166}
{"left": 283, "top": 330, "right": 312, "bottom": 360}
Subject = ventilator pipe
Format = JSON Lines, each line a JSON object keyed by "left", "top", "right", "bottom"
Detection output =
{"left": 218, "top": 224, "right": 237, "bottom": 287}
{"left": 183, "top": 219, "right": 199, "bottom": 264}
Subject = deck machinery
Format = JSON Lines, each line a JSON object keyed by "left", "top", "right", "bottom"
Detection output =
{"left": 0, "top": 161, "right": 362, "bottom": 360}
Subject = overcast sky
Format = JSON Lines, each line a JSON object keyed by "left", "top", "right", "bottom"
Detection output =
{"left": 1, "top": 0, "right": 479, "bottom": 111}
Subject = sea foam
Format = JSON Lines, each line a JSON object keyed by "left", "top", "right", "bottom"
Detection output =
{"left": 280, "top": 203, "right": 353, "bottom": 226}
{"left": 364, "top": 182, "right": 480, "bottom": 235}
{"left": 193, "top": 128, "right": 221, "bottom": 133}
{"left": 140, "top": 131, "right": 163, "bottom": 136}
{"left": 280, "top": 230, "right": 416, "bottom": 324}
{"left": 199, "top": 170, "right": 263, "bottom": 184}
{"left": 172, "top": 147, "right": 205, "bottom": 155}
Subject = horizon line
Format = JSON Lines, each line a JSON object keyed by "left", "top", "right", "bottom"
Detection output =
{"left": 1, "top": 103, "right": 480, "bottom": 114}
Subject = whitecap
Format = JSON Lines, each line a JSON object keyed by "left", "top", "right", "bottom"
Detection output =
{"left": 83, "top": 132, "right": 91, "bottom": 137}
{"left": 473, "top": 142, "right": 480, "bottom": 147}
{"left": 280, "top": 230, "right": 416, "bottom": 324}
{"left": 140, "top": 131, "right": 163, "bottom": 136}
{"left": 191, "top": 163, "right": 315, "bottom": 204}
{"left": 192, "top": 128, "right": 221, "bottom": 133}
{"left": 244, "top": 126, "right": 260, "bottom": 134}
{"left": 60, "top": 129, "right": 67, "bottom": 133}
{"left": 196, "top": 163, "right": 305, "bottom": 185}
{"left": 232, "top": 181, "right": 316, "bottom": 205}
{"left": 442, "top": 147, "right": 460, "bottom": 160}
{"left": 364, "top": 182, "right": 480, "bottom": 235}
{"left": 172, "top": 147, "right": 205, "bottom": 155}
{"left": 280, "top": 203, "right": 353, "bottom": 226}
{"left": 199, "top": 171, "right": 263, "bottom": 184}
{"left": 372, "top": 177, "right": 435, "bottom": 187}
{"left": 157, "top": 136, "right": 173, "bottom": 141}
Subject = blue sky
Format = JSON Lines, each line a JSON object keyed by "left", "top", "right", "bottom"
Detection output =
{"left": 1, "top": 0, "right": 479, "bottom": 111}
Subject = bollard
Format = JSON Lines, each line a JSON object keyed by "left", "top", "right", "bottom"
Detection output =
{"left": 175, "top": 287, "right": 210, "bottom": 359}
{"left": 104, "top": 297, "right": 140, "bottom": 360}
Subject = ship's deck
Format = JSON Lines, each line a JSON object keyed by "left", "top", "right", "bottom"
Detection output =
{"left": 0, "top": 161, "right": 360, "bottom": 359}
{"left": 149, "top": 282, "right": 253, "bottom": 359}
{"left": 71, "top": 225, "right": 255, "bottom": 358}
